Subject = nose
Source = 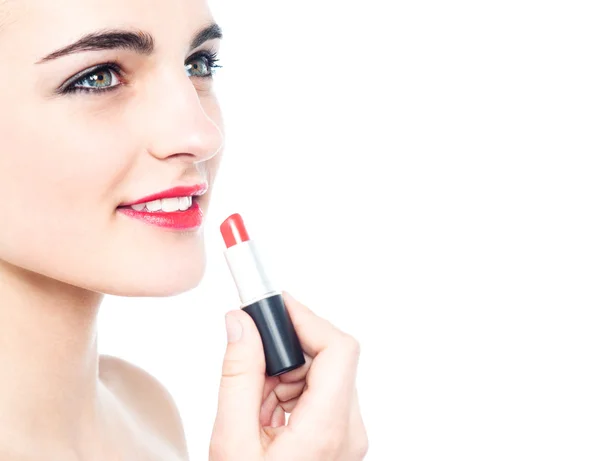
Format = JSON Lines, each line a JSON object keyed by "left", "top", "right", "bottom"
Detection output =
{"left": 140, "top": 69, "right": 223, "bottom": 164}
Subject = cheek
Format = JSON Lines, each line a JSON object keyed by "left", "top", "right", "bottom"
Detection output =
{"left": 2, "top": 115, "right": 131, "bottom": 218}
{"left": 0, "top": 109, "right": 135, "bottom": 277}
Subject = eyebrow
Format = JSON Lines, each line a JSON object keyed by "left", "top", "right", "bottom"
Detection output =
{"left": 35, "top": 23, "right": 222, "bottom": 64}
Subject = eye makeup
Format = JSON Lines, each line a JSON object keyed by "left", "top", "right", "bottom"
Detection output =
{"left": 56, "top": 49, "right": 221, "bottom": 95}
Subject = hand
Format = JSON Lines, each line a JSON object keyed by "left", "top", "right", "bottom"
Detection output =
{"left": 209, "top": 291, "right": 368, "bottom": 461}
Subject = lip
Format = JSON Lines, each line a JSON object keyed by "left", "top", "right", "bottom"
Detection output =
{"left": 119, "top": 183, "right": 209, "bottom": 207}
{"left": 117, "top": 200, "right": 204, "bottom": 231}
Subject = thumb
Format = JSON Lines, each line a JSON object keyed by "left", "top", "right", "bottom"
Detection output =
{"left": 212, "top": 309, "right": 266, "bottom": 448}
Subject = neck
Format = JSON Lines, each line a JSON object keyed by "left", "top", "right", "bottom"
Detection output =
{"left": 0, "top": 261, "right": 107, "bottom": 451}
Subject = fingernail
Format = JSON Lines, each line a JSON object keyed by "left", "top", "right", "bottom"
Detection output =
{"left": 225, "top": 312, "right": 243, "bottom": 343}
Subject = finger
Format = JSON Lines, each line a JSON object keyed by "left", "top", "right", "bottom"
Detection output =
{"left": 259, "top": 377, "right": 280, "bottom": 427}
{"left": 271, "top": 405, "right": 285, "bottom": 428}
{"left": 300, "top": 340, "right": 359, "bottom": 422}
{"left": 274, "top": 380, "right": 306, "bottom": 402}
{"left": 281, "top": 294, "right": 361, "bottom": 432}
{"left": 213, "top": 310, "right": 266, "bottom": 447}
{"left": 282, "top": 291, "right": 341, "bottom": 357}
{"left": 279, "top": 354, "right": 313, "bottom": 383}
{"left": 262, "top": 375, "right": 280, "bottom": 400}
{"left": 280, "top": 396, "right": 300, "bottom": 413}
{"left": 262, "top": 425, "right": 285, "bottom": 441}
{"left": 261, "top": 380, "right": 306, "bottom": 426}
{"left": 259, "top": 390, "right": 280, "bottom": 427}
{"left": 283, "top": 291, "right": 360, "bottom": 388}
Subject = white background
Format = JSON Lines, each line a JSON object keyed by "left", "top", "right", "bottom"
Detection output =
{"left": 99, "top": 1, "right": 600, "bottom": 460}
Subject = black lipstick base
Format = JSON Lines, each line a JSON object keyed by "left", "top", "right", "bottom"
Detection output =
{"left": 242, "top": 293, "right": 306, "bottom": 377}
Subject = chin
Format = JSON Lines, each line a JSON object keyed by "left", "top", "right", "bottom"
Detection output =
{"left": 99, "top": 264, "right": 206, "bottom": 298}
{"left": 87, "top": 243, "right": 209, "bottom": 298}
{"left": 127, "top": 252, "right": 207, "bottom": 297}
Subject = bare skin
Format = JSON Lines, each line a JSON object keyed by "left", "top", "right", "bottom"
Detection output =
{"left": 0, "top": 0, "right": 368, "bottom": 459}
{"left": 98, "top": 355, "right": 189, "bottom": 460}
{"left": 0, "top": 267, "right": 191, "bottom": 460}
{"left": 0, "top": 0, "right": 222, "bottom": 458}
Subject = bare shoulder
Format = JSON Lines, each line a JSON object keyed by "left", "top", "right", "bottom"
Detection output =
{"left": 99, "top": 354, "right": 189, "bottom": 460}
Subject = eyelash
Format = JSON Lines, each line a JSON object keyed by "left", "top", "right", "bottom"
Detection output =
{"left": 61, "top": 50, "right": 222, "bottom": 95}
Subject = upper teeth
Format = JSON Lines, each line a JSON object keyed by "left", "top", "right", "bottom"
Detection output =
{"left": 131, "top": 196, "right": 193, "bottom": 212}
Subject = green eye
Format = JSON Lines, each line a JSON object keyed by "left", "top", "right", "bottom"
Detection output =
{"left": 74, "top": 68, "right": 118, "bottom": 90}
{"left": 62, "top": 63, "right": 123, "bottom": 94}
{"left": 186, "top": 57, "right": 209, "bottom": 77}
{"left": 185, "top": 51, "right": 221, "bottom": 78}
{"left": 60, "top": 50, "right": 222, "bottom": 96}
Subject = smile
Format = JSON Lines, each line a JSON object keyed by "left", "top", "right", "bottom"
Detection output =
{"left": 116, "top": 183, "right": 208, "bottom": 231}
{"left": 125, "top": 196, "right": 195, "bottom": 212}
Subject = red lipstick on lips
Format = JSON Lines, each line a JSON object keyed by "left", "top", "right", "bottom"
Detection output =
{"left": 220, "top": 213, "right": 305, "bottom": 376}
{"left": 117, "top": 183, "right": 208, "bottom": 231}
{"left": 120, "top": 184, "right": 208, "bottom": 207}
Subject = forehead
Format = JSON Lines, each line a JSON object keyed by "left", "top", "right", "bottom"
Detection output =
{"left": 0, "top": 0, "right": 213, "bottom": 55}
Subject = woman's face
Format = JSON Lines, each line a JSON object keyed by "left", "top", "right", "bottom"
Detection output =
{"left": 0, "top": 0, "right": 224, "bottom": 296}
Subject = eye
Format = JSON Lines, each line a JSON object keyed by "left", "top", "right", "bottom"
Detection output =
{"left": 59, "top": 50, "right": 222, "bottom": 96}
{"left": 185, "top": 50, "right": 222, "bottom": 78}
{"left": 62, "top": 63, "right": 123, "bottom": 95}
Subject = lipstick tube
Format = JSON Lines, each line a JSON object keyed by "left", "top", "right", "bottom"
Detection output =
{"left": 220, "top": 213, "right": 305, "bottom": 376}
